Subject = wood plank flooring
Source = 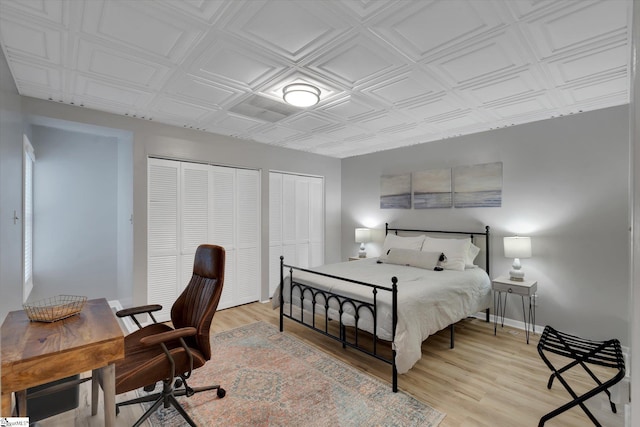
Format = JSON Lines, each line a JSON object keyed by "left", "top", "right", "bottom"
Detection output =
{"left": 36, "top": 301, "right": 625, "bottom": 426}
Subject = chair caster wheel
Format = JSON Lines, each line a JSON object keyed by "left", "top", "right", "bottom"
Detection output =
{"left": 217, "top": 388, "right": 226, "bottom": 398}
{"left": 174, "top": 379, "right": 183, "bottom": 388}
{"left": 185, "top": 386, "right": 195, "bottom": 397}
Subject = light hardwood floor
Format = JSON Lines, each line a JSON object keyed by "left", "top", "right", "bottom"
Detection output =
{"left": 37, "top": 301, "right": 625, "bottom": 426}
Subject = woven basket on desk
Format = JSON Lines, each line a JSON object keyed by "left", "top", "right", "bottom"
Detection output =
{"left": 23, "top": 295, "right": 87, "bottom": 322}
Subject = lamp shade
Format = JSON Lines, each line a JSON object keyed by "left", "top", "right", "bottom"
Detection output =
{"left": 503, "top": 236, "right": 531, "bottom": 259}
{"left": 355, "top": 228, "right": 371, "bottom": 243}
{"left": 283, "top": 83, "right": 320, "bottom": 107}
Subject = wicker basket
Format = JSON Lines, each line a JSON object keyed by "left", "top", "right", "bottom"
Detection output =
{"left": 23, "top": 295, "right": 87, "bottom": 322}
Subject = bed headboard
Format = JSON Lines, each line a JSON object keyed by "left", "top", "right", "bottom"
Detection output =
{"left": 385, "top": 223, "right": 491, "bottom": 275}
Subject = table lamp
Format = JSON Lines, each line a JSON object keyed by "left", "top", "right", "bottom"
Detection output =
{"left": 503, "top": 236, "right": 531, "bottom": 281}
{"left": 355, "top": 228, "right": 371, "bottom": 258}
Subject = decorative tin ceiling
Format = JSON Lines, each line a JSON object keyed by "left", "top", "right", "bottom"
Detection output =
{"left": 0, "top": 0, "right": 630, "bottom": 158}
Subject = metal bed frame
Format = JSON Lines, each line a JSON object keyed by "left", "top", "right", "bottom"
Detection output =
{"left": 279, "top": 223, "right": 491, "bottom": 392}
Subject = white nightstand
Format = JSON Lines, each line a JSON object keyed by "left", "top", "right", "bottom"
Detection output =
{"left": 492, "top": 276, "right": 537, "bottom": 344}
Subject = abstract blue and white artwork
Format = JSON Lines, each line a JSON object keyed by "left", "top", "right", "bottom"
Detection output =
{"left": 413, "top": 168, "right": 452, "bottom": 209}
{"left": 380, "top": 173, "right": 411, "bottom": 209}
{"left": 453, "top": 162, "right": 502, "bottom": 208}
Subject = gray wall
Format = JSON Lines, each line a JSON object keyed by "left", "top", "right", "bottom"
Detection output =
{"left": 341, "top": 105, "right": 630, "bottom": 344}
{"left": 0, "top": 46, "right": 26, "bottom": 321}
{"left": 30, "top": 126, "right": 120, "bottom": 301}
{"left": 20, "top": 96, "right": 342, "bottom": 309}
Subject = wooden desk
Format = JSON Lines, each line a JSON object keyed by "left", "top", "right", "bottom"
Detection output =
{"left": 1, "top": 298, "right": 124, "bottom": 425}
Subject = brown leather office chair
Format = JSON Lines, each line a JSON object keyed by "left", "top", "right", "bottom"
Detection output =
{"left": 113, "top": 244, "right": 226, "bottom": 427}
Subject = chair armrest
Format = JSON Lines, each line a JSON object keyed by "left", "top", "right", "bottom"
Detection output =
{"left": 139, "top": 327, "right": 197, "bottom": 347}
{"left": 116, "top": 304, "right": 162, "bottom": 318}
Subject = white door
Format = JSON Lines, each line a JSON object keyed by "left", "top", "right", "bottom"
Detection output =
{"left": 211, "top": 166, "right": 261, "bottom": 310}
{"left": 147, "top": 158, "right": 180, "bottom": 321}
{"left": 235, "top": 168, "right": 261, "bottom": 306}
{"left": 180, "top": 162, "right": 210, "bottom": 293}
{"left": 269, "top": 172, "right": 324, "bottom": 296}
{"left": 148, "top": 159, "right": 261, "bottom": 319}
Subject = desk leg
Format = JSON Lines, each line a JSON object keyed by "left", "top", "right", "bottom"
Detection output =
{"left": 102, "top": 363, "right": 116, "bottom": 427}
{"left": 15, "top": 390, "right": 26, "bottom": 416}
{"left": 1, "top": 391, "right": 11, "bottom": 416}
{"left": 91, "top": 369, "right": 100, "bottom": 416}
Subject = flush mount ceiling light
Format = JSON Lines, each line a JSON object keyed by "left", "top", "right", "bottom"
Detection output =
{"left": 282, "top": 83, "right": 320, "bottom": 107}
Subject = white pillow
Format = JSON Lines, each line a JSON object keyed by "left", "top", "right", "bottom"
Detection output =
{"left": 385, "top": 248, "right": 442, "bottom": 270}
{"left": 379, "top": 234, "right": 426, "bottom": 261}
{"left": 467, "top": 242, "right": 481, "bottom": 265}
{"left": 421, "top": 237, "right": 470, "bottom": 271}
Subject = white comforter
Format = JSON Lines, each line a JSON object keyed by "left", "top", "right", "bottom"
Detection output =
{"left": 274, "top": 258, "right": 491, "bottom": 374}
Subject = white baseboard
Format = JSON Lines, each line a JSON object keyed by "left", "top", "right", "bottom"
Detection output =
{"left": 471, "top": 311, "right": 542, "bottom": 334}
{"left": 108, "top": 299, "right": 138, "bottom": 333}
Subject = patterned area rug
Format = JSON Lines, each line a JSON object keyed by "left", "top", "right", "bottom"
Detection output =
{"left": 147, "top": 321, "right": 445, "bottom": 426}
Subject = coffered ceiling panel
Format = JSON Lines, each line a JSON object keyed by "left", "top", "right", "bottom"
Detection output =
{"left": 518, "top": 0, "right": 627, "bottom": 59}
{"left": 167, "top": 74, "right": 239, "bottom": 107}
{"left": 194, "top": 40, "right": 285, "bottom": 89}
{"left": 309, "top": 34, "right": 408, "bottom": 87}
{"left": 225, "top": 0, "right": 350, "bottom": 61}
{"left": 81, "top": 0, "right": 204, "bottom": 62}
{"left": 364, "top": 69, "right": 445, "bottom": 107}
{"left": 76, "top": 40, "right": 171, "bottom": 88}
{"left": 10, "top": 60, "right": 61, "bottom": 90}
{"left": 320, "top": 96, "right": 381, "bottom": 122}
{"left": 0, "top": 0, "right": 631, "bottom": 158}
{"left": 370, "top": 0, "right": 506, "bottom": 61}
{"left": 0, "top": 17, "right": 62, "bottom": 64}
{"left": 490, "top": 95, "right": 555, "bottom": 119}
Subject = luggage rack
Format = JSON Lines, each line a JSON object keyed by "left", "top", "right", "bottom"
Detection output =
{"left": 537, "top": 325, "right": 625, "bottom": 427}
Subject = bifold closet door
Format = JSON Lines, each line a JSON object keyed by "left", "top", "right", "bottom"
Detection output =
{"left": 269, "top": 172, "right": 324, "bottom": 296}
{"left": 211, "top": 166, "right": 261, "bottom": 310}
{"left": 147, "top": 158, "right": 180, "bottom": 321}
{"left": 180, "top": 162, "right": 211, "bottom": 293}
{"left": 148, "top": 159, "right": 260, "bottom": 320}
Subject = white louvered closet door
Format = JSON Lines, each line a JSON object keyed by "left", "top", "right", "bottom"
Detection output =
{"left": 236, "top": 169, "right": 261, "bottom": 306}
{"left": 269, "top": 172, "right": 324, "bottom": 296}
{"left": 147, "top": 158, "right": 180, "bottom": 321}
{"left": 180, "top": 162, "right": 210, "bottom": 293}
{"left": 211, "top": 166, "right": 236, "bottom": 310}
{"left": 295, "top": 178, "right": 310, "bottom": 269}
{"left": 309, "top": 177, "right": 324, "bottom": 267}
{"left": 148, "top": 159, "right": 261, "bottom": 319}
{"left": 210, "top": 166, "right": 261, "bottom": 310}
{"left": 269, "top": 173, "right": 283, "bottom": 296}
{"left": 281, "top": 173, "right": 297, "bottom": 267}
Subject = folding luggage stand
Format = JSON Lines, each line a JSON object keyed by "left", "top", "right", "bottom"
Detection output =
{"left": 537, "top": 325, "right": 625, "bottom": 427}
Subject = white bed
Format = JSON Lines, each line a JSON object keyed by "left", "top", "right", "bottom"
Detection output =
{"left": 275, "top": 224, "right": 492, "bottom": 391}
{"left": 276, "top": 257, "right": 491, "bottom": 374}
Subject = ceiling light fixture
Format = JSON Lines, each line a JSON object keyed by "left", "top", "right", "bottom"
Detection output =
{"left": 282, "top": 83, "right": 320, "bottom": 107}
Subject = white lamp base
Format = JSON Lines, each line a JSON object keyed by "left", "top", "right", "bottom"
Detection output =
{"left": 509, "top": 257, "right": 524, "bottom": 281}
{"left": 358, "top": 243, "right": 366, "bottom": 258}
{"left": 509, "top": 270, "right": 525, "bottom": 281}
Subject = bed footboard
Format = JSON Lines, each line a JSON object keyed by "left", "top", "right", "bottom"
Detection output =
{"left": 279, "top": 256, "right": 399, "bottom": 392}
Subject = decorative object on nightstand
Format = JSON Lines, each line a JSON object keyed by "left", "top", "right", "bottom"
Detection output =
{"left": 492, "top": 276, "right": 537, "bottom": 344}
{"left": 503, "top": 236, "right": 531, "bottom": 281}
{"left": 355, "top": 228, "right": 371, "bottom": 258}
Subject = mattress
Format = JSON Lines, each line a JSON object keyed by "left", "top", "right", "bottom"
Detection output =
{"left": 274, "top": 257, "right": 491, "bottom": 374}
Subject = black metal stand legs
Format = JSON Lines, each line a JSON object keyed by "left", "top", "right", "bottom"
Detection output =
{"left": 537, "top": 326, "right": 625, "bottom": 427}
